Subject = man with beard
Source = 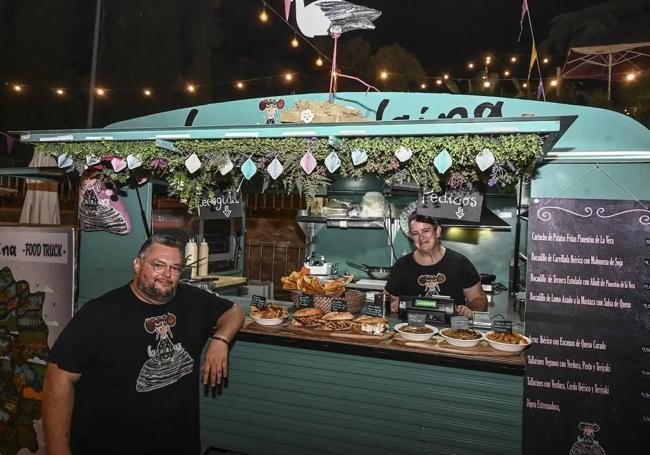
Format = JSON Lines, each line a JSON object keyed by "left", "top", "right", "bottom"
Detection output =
{"left": 42, "top": 234, "right": 245, "bottom": 455}
{"left": 385, "top": 213, "right": 487, "bottom": 318}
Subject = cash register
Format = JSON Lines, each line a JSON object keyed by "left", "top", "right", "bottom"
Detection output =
{"left": 399, "top": 295, "right": 455, "bottom": 324}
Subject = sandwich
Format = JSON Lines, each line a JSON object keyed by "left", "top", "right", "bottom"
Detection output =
{"left": 319, "top": 311, "right": 355, "bottom": 331}
{"left": 353, "top": 315, "right": 389, "bottom": 335}
{"left": 291, "top": 307, "right": 324, "bottom": 327}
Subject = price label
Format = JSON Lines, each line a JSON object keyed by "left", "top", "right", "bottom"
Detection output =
{"left": 298, "top": 294, "right": 314, "bottom": 308}
{"left": 366, "top": 302, "right": 384, "bottom": 317}
{"left": 251, "top": 295, "right": 267, "bottom": 309}
{"left": 492, "top": 320, "right": 513, "bottom": 333}
{"left": 407, "top": 313, "right": 426, "bottom": 327}
{"left": 330, "top": 299, "right": 348, "bottom": 312}
{"left": 450, "top": 316, "right": 470, "bottom": 330}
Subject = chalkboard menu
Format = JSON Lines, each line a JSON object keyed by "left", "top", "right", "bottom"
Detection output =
{"left": 524, "top": 198, "right": 650, "bottom": 454}
{"left": 298, "top": 294, "right": 314, "bottom": 308}
{"left": 330, "top": 299, "right": 348, "bottom": 312}
{"left": 251, "top": 295, "right": 267, "bottom": 309}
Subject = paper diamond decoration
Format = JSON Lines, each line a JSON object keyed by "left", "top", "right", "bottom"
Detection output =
{"left": 351, "top": 149, "right": 368, "bottom": 166}
{"left": 57, "top": 154, "right": 73, "bottom": 168}
{"left": 300, "top": 152, "right": 317, "bottom": 175}
{"left": 328, "top": 135, "right": 342, "bottom": 150}
{"left": 86, "top": 155, "right": 100, "bottom": 166}
{"left": 324, "top": 152, "right": 341, "bottom": 173}
{"left": 475, "top": 148, "right": 495, "bottom": 171}
{"left": 267, "top": 158, "right": 284, "bottom": 180}
{"left": 219, "top": 158, "right": 234, "bottom": 176}
{"left": 433, "top": 149, "right": 452, "bottom": 174}
{"left": 111, "top": 158, "right": 127, "bottom": 172}
{"left": 126, "top": 154, "right": 142, "bottom": 170}
{"left": 184, "top": 153, "right": 201, "bottom": 173}
{"left": 395, "top": 146, "right": 413, "bottom": 163}
{"left": 300, "top": 109, "right": 315, "bottom": 123}
{"left": 241, "top": 157, "right": 257, "bottom": 180}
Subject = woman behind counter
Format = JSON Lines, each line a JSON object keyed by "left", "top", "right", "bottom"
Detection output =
{"left": 385, "top": 212, "right": 487, "bottom": 318}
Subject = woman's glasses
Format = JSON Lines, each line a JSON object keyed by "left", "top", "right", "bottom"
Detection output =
{"left": 140, "top": 257, "right": 183, "bottom": 276}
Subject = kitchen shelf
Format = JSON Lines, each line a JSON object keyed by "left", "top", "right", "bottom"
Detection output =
{"left": 296, "top": 215, "right": 386, "bottom": 229}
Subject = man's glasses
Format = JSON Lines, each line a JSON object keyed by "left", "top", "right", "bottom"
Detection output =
{"left": 140, "top": 257, "right": 183, "bottom": 276}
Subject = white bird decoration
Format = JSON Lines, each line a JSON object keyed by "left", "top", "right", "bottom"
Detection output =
{"left": 285, "top": 0, "right": 381, "bottom": 38}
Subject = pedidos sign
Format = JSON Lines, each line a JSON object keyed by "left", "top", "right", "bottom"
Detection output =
{"left": 417, "top": 190, "right": 484, "bottom": 222}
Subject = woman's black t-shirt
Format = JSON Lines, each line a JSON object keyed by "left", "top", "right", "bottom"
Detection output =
{"left": 48, "top": 283, "right": 233, "bottom": 455}
{"left": 385, "top": 249, "right": 480, "bottom": 305}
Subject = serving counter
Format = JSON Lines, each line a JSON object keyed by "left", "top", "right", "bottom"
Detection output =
{"left": 200, "top": 297, "right": 525, "bottom": 455}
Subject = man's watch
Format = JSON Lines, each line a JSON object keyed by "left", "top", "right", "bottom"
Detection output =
{"left": 211, "top": 335, "right": 230, "bottom": 346}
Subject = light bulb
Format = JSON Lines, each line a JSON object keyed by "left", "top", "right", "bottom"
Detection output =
{"left": 259, "top": 9, "right": 268, "bottom": 22}
{"left": 468, "top": 62, "right": 474, "bottom": 69}
{"left": 143, "top": 88, "right": 152, "bottom": 96}
{"left": 285, "top": 73, "right": 293, "bottom": 81}
{"left": 186, "top": 84, "right": 196, "bottom": 93}
{"left": 511, "top": 56, "right": 517, "bottom": 63}
{"left": 291, "top": 37, "right": 299, "bottom": 48}
{"left": 380, "top": 71, "right": 388, "bottom": 80}
{"left": 55, "top": 88, "right": 65, "bottom": 96}
{"left": 316, "top": 57, "right": 323, "bottom": 66}
{"left": 420, "top": 83, "right": 427, "bottom": 89}
{"left": 436, "top": 79, "right": 442, "bottom": 85}
{"left": 95, "top": 88, "right": 105, "bottom": 96}
{"left": 443, "top": 74, "right": 449, "bottom": 80}
{"left": 236, "top": 81, "right": 244, "bottom": 89}
{"left": 626, "top": 73, "right": 636, "bottom": 81}
{"left": 483, "top": 81, "right": 491, "bottom": 88}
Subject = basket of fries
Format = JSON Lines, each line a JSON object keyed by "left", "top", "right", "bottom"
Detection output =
{"left": 281, "top": 271, "right": 364, "bottom": 313}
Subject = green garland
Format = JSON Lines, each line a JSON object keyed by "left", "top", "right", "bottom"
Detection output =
{"left": 35, "top": 134, "right": 543, "bottom": 212}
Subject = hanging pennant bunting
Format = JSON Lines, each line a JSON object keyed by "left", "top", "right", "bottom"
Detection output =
{"left": 433, "top": 149, "right": 453, "bottom": 174}
{"left": 351, "top": 149, "right": 368, "bottom": 166}
{"left": 267, "top": 158, "right": 284, "bottom": 180}
{"left": 219, "top": 158, "right": 234, "bottom": 176}
{"left": 86, "top": 155, "right": 100, "bottom": 166}
{"left": 395, "top": 146, "right": 413, "bottom": 163}
{"left": 328, "top": 136, "right": 342, "bottom": 150}
{"left": 57, "top": 154, "right": 73, "bottom": 168}
{"left": 324, "top": 151, "right": 341, "bottom": 173}
{"left": 241, "top": 157, "right": 257, "bottom": 180}
{"left": 184, "top": 153, "right": 201, "bottom": 174}
{"left": 300, "top": 152, "right": 317, "bottom": 175}
{"left": 111, "top": 158, "right": 127, "bottom": 172}
{"left": 475, "top": 148, "right": 495, "bottom": 171}
{"left": 126, "top": 154, "right": 143, "bottom": 170}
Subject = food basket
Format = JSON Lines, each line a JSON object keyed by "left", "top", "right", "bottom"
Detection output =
{"left": 290, "top": 289, "right": 366, "bottom": 313}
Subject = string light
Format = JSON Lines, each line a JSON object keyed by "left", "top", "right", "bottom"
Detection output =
{"left": 504, "top": 70, "right": 510, "bottom": 77}
{"left": 95, "top": 87, "right": 106, "bottom": 96}
{"left": 550, "top": 79, "right": 558, "bottom": 87}
{"left": 485, "top": 56, "right": 492, "bottom": 65}
{"left": 13, "top": 84, "right": 23, "bottom": 92}
{"left": 467, "top": 62, "right": 475, "bottom": 69}
{"left": 626, "top": 73, "right": 636, "bottom": 81}
{"left": 483, "top": 81, "right": 491, "bottom": 88}
{"left": 542, "top": 57, "right": 549, "bottom": 64}
{"left": 291, "top": 36, "right": 299, "bottom": 48}
{"left": 259, "top": 7, "right": 268, "bottom": 23}
{"left": 522, "top": 82, "right": 528, "bottom": 88}
{"left": 55, "top": 88, "right": 65, "bottom": 96}
{"left": 315, "top": 57, "right": 323, "bottom": 67}
{"left": 436, "top": 79, "right": 442, "bottom": 86}
{"left": 143, "top": 88, "right": 152, "bottom": 96}
{"left": 236, "top": 81, "right": 245, "bottom": 89}
{"left": 420, "top": 83, "right": 427, "bottom": 89}
{"left": 510, "top": 56, "right": 517, "bottom": 63}
{"left": 284, "top": 73, "right": 293, "bottom": 81}
{"left": 186, "top": 84, "right": 196, "bottom": 93}
{"left": 443, "top": 74, "right": 449, "bottom": 80}
{"left": 380, "top": 71, "right": 388, "bottom": 80}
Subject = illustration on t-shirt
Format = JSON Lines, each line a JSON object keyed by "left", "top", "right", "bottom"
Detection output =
{"left": 136, "top": 312, "right": 194, "bottom": 392}
{"left": 418, "top": 273, "right": 446, "bottom": 298}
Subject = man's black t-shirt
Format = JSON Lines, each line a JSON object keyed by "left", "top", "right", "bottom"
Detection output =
{"left": 48, "top": 283, "right": 233, "bottom": 455}
{"left": 385, "top": 249, "right": 480, "bottom": 305}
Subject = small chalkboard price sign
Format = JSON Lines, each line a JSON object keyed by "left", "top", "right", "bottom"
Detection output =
{"left": 366, "top": 301, "right": 384, "bottom": 317}
{"left": 492, "top": 320, "right": 512, "bottom": 333}
{"left": 251, "top": 295, "right": 267, "bottom": 309}
{"left": 330, "top": 299, "right": 348, "bottom": 312}
{"left": 450, "top": 316, "right": 470, "bottom": 330}
{"left": 298, "top": 294, "right": 314, "bottom": 308}
{"left": 407, "top": 313, "right": 427, "bottom": 327}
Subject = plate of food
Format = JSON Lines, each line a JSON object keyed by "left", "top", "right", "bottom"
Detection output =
{"left": 439, "top": 328, "right": 484, "bottom": 347}
{"left": 250, "top": 303, "right": 289, "bottom": 326}
{"left": 290, "top": 307, "right": 324, "bottom": 327}
{"left": 484, "top": 331, "right": 531, "bottom": 352}
{"left": 394, "top": 323, "right": 438, "bottom": 341}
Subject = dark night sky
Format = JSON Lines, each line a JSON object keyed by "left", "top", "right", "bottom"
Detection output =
{"left": 0, "top": 0, "right": 644, "bottom": 131}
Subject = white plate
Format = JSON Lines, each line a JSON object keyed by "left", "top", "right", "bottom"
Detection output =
{"left": 484, "top": 332, "right": 531, "bottom": 352}
{"left": 439, "top": 328, "right": 484, "bottom": 347}
{"left": 251, "top": 316, "right": 285, "bottom": 326}
{"left": 394, "top": 323, "right": 438, "bottom": 341}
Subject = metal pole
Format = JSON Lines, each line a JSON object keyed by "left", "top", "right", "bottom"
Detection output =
{"left": 607, "top": 53, "right": 612, "bottom": 101}
{"left": 86, "top": 0, "right": 102, "bottom": 128}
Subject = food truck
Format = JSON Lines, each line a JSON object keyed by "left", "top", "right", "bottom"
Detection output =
{"left": 3, "top": 91, "right": 650, "bottom": 454}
